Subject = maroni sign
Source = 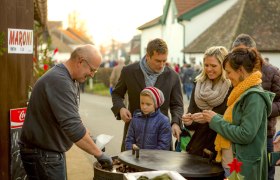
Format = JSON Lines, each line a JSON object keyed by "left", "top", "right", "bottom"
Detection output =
{"left": 8, "top": 28, "right": 33, "bottom": 54}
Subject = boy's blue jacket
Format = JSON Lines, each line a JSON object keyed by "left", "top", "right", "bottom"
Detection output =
{"left": 125, "top": 109, "right": 171, "bottom": 150}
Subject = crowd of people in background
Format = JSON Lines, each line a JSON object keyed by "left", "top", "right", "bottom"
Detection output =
{"left": 106, "top": 57, "right": 203, "bottom": 103}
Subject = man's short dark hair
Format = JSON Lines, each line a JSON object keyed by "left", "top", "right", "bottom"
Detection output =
{"left": 232, "top": 34, "right": 257, "bottom": 49}
{"left": 146, "top": 38, "right": 168, "bottom": 57}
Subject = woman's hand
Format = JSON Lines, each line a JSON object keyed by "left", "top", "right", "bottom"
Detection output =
{"left": 182, "top": 113, "right": 193, "bottom": 126}
{"left": 202, "top": 110, "right": 217, "bottom": 123}
{"left": 274, "top": 135, "right": 280, "bottom": 152}
{"left": 191, "top": 112, "right": 208, "bottom": 124}
{"left": 273, "top": 136, "right": 280, "bottom": 165}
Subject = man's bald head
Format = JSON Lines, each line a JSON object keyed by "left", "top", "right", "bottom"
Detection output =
{"left": 65, "top": 44, "right": 102, "bottom": 82}
{"left": 71, "top": 44, "right": 102, "bottom": 64}
{"left": 232, "top": 34, "right": 257, "bottom": 49}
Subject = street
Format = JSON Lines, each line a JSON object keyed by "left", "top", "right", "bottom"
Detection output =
{"left": 79, "top": 93, "right": 123, "bottom": 157}
{"left": 67, "top": 93, "right": 280, "bottom": 179}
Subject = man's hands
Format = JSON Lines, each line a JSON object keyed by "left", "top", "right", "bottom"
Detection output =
{"left": 95, "top": 153, "right": 113, "bottom": 170}
{"left": 120, "top": 108, "right": 132, "bottom": 123}
{"left": 172, "top": 123, "right": 181, "bottom": 140}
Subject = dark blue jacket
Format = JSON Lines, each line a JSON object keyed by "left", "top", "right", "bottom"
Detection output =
{"left": 125, "top": 109, "right": 171, "bottom": 150}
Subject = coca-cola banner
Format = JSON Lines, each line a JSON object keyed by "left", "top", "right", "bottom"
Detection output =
{"left": 10, "top": 107, "right": 27, "bottom": 179}
{"left": 10, "top": 107, "right": 26, "bottom": 129}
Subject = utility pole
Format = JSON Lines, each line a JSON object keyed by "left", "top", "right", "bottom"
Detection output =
{"left": 0, "top": 1, "right": 34, "bottom": 179}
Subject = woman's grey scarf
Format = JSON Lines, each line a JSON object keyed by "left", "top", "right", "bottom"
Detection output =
{"left": 194, "top": 78, "right": 230, "bottom": 110}
{"left": 139, "top": 56, "right": 164, "bottom": 87}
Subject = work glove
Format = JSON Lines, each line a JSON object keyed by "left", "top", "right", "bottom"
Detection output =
{"left": 96, "top": 153, "right": 113, "bottom": 170}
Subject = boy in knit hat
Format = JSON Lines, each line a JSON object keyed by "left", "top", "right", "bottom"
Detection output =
{"left": 125, "top": 87, "right": 172, "bottom": 150}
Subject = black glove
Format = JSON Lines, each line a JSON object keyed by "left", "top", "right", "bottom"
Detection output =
{"left": 96, "top": 153, "right": 113, "bottom": 170}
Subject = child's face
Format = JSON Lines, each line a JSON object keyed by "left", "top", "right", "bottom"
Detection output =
{"left": 140, "top": 95, "right": 155, "bottom": 115}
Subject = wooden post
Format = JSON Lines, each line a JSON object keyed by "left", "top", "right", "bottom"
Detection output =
{"left": 0, "top": 0, "right": 34, "bottom": 179}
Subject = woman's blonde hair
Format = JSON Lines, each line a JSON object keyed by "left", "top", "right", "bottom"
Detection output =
{"left": 196, "top": 46, "right": 229, "bottom": 84}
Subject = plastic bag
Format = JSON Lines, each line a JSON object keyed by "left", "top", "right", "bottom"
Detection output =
{"left": 94, "top": 134, "right": 114, "bottom": 150}
{"left": 175, "top": 127, "right": 191, "bottom": 152}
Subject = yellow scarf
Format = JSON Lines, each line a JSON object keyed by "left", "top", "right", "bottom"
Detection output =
{"left": 214, "top": 71, "right": 262, "bottom": 162}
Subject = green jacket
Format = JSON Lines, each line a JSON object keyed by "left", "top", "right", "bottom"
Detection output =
{"left": 209, "top": 86, "right": 275, "bottom": 180}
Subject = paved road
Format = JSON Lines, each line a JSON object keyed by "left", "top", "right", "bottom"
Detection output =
{"left": 67, "top": 93, "right": 124, "bottom": 179}
{"left": 79, "top": 93, "right": 279, "bottom": 179}
{"left": 79, "top": 93, "right": 123, "bottom": 157}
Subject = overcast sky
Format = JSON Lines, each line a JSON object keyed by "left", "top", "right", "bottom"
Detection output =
{"left": 48, "top": 0, "right": 165, "bottom": 45}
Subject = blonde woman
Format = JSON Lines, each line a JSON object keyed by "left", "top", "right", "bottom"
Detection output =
{"left": 182, "top": 46, "right": 232, "bottom": 162}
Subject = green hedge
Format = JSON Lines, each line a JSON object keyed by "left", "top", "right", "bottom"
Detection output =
{"left": 85, "top": 83, "right": 110, "bottom": 96}
{"left": 84, "top": 67, "right": 113, "bottom": 96}
{"left": 93, "top": 67, "right": 113, "bottom": 87}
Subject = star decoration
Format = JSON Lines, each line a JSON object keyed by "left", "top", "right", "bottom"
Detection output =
{"left": 228, "top": 158, "right": 242, "bottom": 173}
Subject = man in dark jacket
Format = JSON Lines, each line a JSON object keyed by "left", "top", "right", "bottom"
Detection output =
{"left": 111, "top": 38, "right": 184, "bottom": 151}
{"left": 232, "top": 34, "right": 280, "bottom": 180}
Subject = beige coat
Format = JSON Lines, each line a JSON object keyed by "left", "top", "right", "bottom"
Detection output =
{"left": 110, "top": 64, "right": 125, "bottom": 88}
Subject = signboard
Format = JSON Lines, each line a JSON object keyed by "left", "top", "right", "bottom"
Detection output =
{"left": 10, "top": 107, "right": 26, "bottom": 129}
{"left": 10, "top": 107, "right": 27, "bottom": 180}
{"left": 8, "top": 28, "right": 33, "bottom": 54}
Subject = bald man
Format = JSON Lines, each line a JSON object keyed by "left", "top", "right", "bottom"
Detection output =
{"left": 19, "top": 45, "right": 112, "bottom": 179}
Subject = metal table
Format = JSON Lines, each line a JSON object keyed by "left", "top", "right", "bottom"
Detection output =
{"left": 118, "top": 149, "right": 224, "bottom": 178}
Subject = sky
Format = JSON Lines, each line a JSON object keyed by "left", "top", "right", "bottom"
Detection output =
{"left": 48, "top": 0, "right": 165, "bottom": 46}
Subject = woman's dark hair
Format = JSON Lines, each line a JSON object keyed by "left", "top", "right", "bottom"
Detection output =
{"left": 223, "top": 47, "right": 262, "bottom": 73}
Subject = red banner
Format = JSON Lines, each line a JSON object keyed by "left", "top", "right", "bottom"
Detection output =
{"left": 10, "top": 107, "right": 27, "bottom": 129}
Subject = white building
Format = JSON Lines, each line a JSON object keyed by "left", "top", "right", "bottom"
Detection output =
{"left": 138, "top": 0, "right": 237, "bottom": 65}
{"left": 137, "top": 0, "right": 280, "bottom": 68}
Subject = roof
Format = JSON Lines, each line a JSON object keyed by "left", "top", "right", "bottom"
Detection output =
{"left": 175, "top": 0, "right": 207, "bottom": 17}
{"left": 138, "top": 16, "right": 162, "bottom": 30}
{"left": 50, "top": 29, "right": 82, "bottom": 45}
{"left": 183, "top": 0, "right": 280, "bottom": 53}
{"left": 49, "top": 34, "right": 73, "bottom": 53}
{"left": 48, "top": 22, "right": 94, "bottom": 53}
{"left": 138, "top": 0, "right": 225, "bottom": 30}
{"left": 34, "top": 0, "right": 48, "bottom": 27}
{"left": 61, "top": 29, "right": 85, "bottom": 44}
{"left": 130, "top": 35, "right": 141, "bottom": 54}
{"left": 67, "top": 28, "right": 93, "bottom": 44}
{"left": 177, "top": 0, "right": 225, "bottom": 21}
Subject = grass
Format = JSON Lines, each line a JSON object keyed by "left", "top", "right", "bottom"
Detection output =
{"left": 85, "top": 83, "right": 111, "bottom": 96}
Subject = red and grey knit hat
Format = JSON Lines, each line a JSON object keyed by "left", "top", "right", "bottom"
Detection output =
{"left": 141, "top": 87, "right": 165, "bottom": 109}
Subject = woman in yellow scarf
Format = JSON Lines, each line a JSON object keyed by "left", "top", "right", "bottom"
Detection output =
{"left": 202, "top": 47, "right": 275, "bottom": 179}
